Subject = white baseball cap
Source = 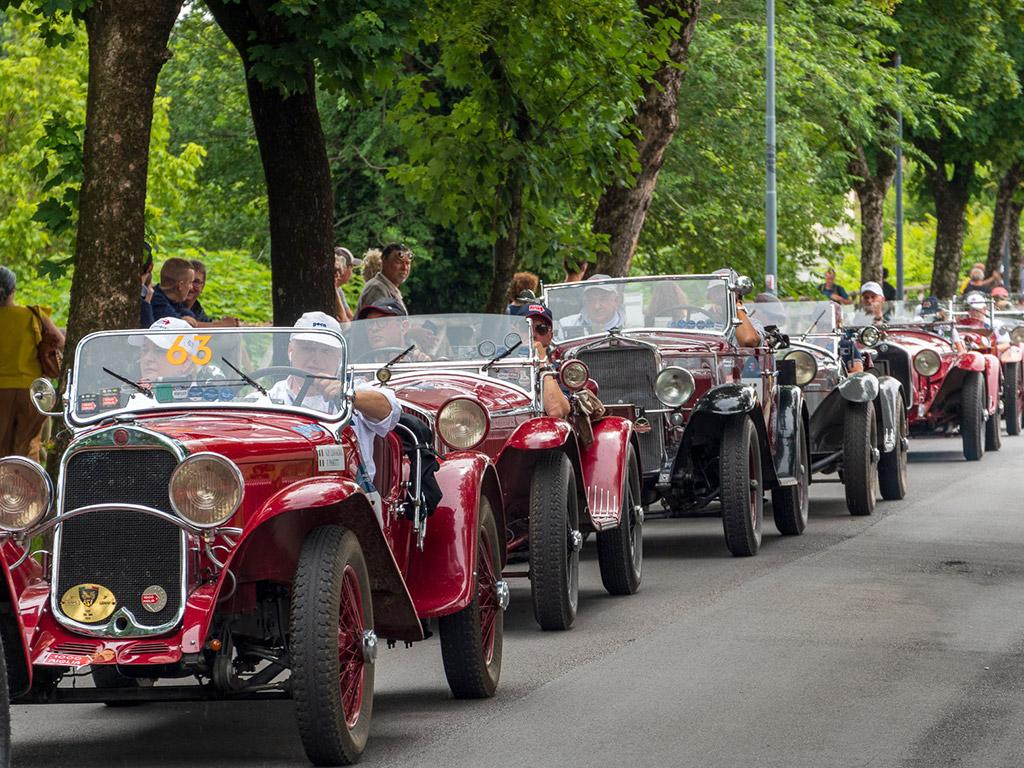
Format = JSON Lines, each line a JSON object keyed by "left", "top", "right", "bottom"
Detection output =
{"left": 860, "top": 281, "right": 883, "bottom": 297}
{"left": 582, "top": 274, "right": 618, "bottom": 295}
{"left": 291, "top": 311, "right": 343, "bottom": 348}
{"left": 129, "top": 317, "right": 199, "bottom": 352}
{"left": 334, "top": 246, "right": 362, "bottom": 268}
{"left": 965, "top": 292, "right": 988, "bottom": 309}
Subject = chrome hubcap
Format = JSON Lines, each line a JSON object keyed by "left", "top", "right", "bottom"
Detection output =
{"left": 495, "top": 580, "right": 511, "bottom": 611}
{"left": 569, "top": 529, "right": 584, "bottom": 552}
{"left": 361, "top": 629, "right": 378, "bottom": 664}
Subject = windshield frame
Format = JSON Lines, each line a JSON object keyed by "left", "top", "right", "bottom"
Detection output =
{"left": 66, "top": 327, "right": 351, "bottom": 428}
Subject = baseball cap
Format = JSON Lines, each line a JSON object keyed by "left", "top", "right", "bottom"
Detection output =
{"left": 291, "top": 311, "right": 343, "bottom": 348}
{"left": 965, "top": 292, "right": 988, "bottom": 310}
{"left": 334, "top": 246, "right": 362, "bottom": 268}
{"left": 357, "top": 298, "right": 408, "bottom": 320}
{"left": 523, "top": 303, "right": 553, "bottom": 324}
{"left": 919, "top": 296, "right": 941, "bottom": 316}
{"left": 860, "top": 281, "right": 883, "bottom": 297}
{"left": 129, "top": 317, "right": 199, "bottom": 352}
{"left": 583, "top": 274, "right": 617, "bottom": 294}
{"left": 992, "top": 286, "right": 1010, "bottom": 298}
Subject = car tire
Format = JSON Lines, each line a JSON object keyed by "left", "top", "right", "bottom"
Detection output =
{"left": 439, "top": 494, "right": 503, "bottom": 698}
{"left": 771, "top": 415, "right": 809, "bottom": 536}
{"left": 843, "top": 401, "right": 877, "bottom": 516}
{"left": 597, "top": 445, "right": 643, "bottom": 595}
{"left": 961, "top": 371, "right": 985, "bottom": 461}
{"left": 1005, "top": 362, "right": 1022, "bottom": 436}
{"left": 878, "top": 399, "right": 909, "bottom": 501}
{"left": 529, "top": 451, "right": 580, "bottom": 631}
{"left": 291, "top": 525, "right": 373, "bottom": 767}
{"left": 720, "top": 416, "right": 763, "bottom": 557}
{"left": 985, "top": 399, "right": 1002, "bottom": 452}
{"left": 0, "top": 629, "right": 9, "bottom": 768}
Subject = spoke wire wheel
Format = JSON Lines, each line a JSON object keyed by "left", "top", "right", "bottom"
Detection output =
{"left": 843, "top": 401, "right": 877, "bottom": 516}
{"left": 291, "top": 525, "right": 373, "bottom": 767}
{"left": 720, "top": 415, "right": 763, "bottom": 557}
{"left": 878, "top": 398, "right": 909, "bottom": 501}
{"left": 771, "top": 414, "right": 809, "bottom": 536}
{"left": 529, "top": 451, "right": 580, "bottom": 630}
{"left": 439, "top": 494, "right": 503, "bottom": 698}
{"left": 597, "top": 445, "right": 643, "bottom": 595}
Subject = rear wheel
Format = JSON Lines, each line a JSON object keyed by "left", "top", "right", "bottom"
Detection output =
{"left": 439, "top": 494, "right": 504, "bottom": 698}
{"left": 291, "top": 525, "right": 373, "bottom": 767}
{"left": 878, "top": 399, "right": 909, "bottom": 501}
{"left": 529, "top": 452, "right": 580, "bottom": 630}
{"left": 771, "top": 416, "right": 809, "bottom": 536}
{"left": 1005, "top": 362, "right": 1022, "bottom": 436}
{"left": 720, "top": 416, "right": 763, "bottom": 557}
{"left": 597, "top": 445, "right": 643, "bottom": 595}
{"left": 961, "top": 372, "right": 985, "bottom": 461}
{"left": 843, "top": 402, "right": 877, "bottom": 516}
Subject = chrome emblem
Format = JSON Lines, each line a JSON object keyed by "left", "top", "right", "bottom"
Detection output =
{"left": 60, "top": 583, "right": 117, "bottom": 623}
{"left": 141, "top": 585, "right": 168, "bottom": 613}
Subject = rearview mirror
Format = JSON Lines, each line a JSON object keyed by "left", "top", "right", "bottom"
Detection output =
{"left": 30, "top": 378, "right": 60, "bottom": 416}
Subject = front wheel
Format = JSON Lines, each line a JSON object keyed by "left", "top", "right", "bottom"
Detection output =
{"left": 720, "top": 416, "right": 763, "bottom": 557}
{"left": 771, "top": 415, "right": 809, "bottom": 536}
{"left": 439, "top": 494, "right": 504, "bottom": 698}
{"left": 291, "top": 525, "right": 374, "bottom": 767}
{"left": 843, "top": 401, "right": 877, "bottom": 516}
{"left": 985, "top": 379, "right": 1002, "bottom": 452}
{"left": 1004, "top": 362, "right": 1022, "bottom": 436}
{"left": 597, "top": 445, "right": 643, "bottom": 595}
{"left": 0, "top": 630, "right": 9, "bottom": 768}
{"left": 961, "top": 371, "right": 985, "bottom": 461}
{"left": 529, "top": 452, "right": 580, "bottom": 631}
{"left": 878, "top": 398, "right": 909, "bottom": 501}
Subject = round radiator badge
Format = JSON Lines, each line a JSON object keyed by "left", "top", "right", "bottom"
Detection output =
{"left": 141, "top": 585, "right": 167, "bottom": 613}
{"left": 60, "top": 583, "right": 117, "bottom": 623}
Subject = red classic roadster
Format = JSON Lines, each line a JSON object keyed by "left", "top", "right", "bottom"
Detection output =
{"left": 344, "top": 314, "right": 642, "bottom": 632}
{"left": 0, "top": 326, "right": 506, "bottom": 766}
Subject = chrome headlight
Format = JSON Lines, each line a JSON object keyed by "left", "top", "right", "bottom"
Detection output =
{"left": 438, "top": 398, "right": 489, "bottom": 450}
{"left": 1011, "top": 327, "right": 1024, "bottom": 345}
{"left": 913, "top": 349, "right": 942, "bottom": 377}
{"left": 0, "top": 457, "right": 52, "bottom": 532}
{"left": 654, "top": 366, "right": 695, "bottom": 407}
{"left": 559, "top": 360, "right": 589, "bottom": 391}
{"left": 169, "top": 453, "right": 243, "bottom": 529}
{"left": 858, "top": 326, "right": 881, "bottom": 346}
{"left": 783, "top": 349, "right": 818, "bottom": 386}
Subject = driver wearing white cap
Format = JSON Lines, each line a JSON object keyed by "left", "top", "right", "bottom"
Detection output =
{"left": 859, "top": 281, "right": 888, "bottom": 322}
{"left": 556, "top": 274, "right": 625, "bottom": 335}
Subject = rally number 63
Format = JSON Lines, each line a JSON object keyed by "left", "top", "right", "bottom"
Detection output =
{"left": 166, "top": 334, "right": 213, "bottom": 366}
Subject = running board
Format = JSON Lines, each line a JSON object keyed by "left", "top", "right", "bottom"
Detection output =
{"left": 21, "top": 686, "right": 290, "bottom": 705}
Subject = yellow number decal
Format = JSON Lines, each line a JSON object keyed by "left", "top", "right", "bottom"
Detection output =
{"left": 192, "top": 335, "right": 213, "bottom": 366}
{"left": 166, "top": 336, "right": 190, "bottom": 365}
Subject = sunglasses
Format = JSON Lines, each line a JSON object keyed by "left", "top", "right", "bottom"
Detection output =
{"left": 535, "top": 323, "right": 552, "bottom": 334}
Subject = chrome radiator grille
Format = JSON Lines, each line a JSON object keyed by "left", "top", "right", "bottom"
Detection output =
{"left": 577, "top": 346, "right": 662, "bottom": 474}
{"left": 56, "top": 449, "right": 183, "bottom": 630}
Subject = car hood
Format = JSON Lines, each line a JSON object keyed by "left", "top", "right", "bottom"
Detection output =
{"left": 878, "top": 328, "right": 954, "bottom": 355}
{"left": 387, "top": 371, "right": 531, "bottom": 413}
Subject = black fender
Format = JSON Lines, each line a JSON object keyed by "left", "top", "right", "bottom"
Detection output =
{"left": 838, "top": 371, "right": 880, "bottom": 403}
{"left": 775, "top": 383, "right": 810, "bottom": 484}
{"left": 692, "top": 383, "right": 757, "bottom": 416}
{"left": 874, "top": 375, "right": 904, "bottom": 453}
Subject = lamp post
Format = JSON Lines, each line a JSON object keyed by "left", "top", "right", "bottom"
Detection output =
{"left": 765, "top": 0, "right": 777, "bottom": 294}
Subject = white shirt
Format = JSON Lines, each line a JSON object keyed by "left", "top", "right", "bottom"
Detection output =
{"left": 266, "top": 378, "right": 401, "bottom": 480}
{"left": 556, "top": 308, "right": 625, "bottom": 336}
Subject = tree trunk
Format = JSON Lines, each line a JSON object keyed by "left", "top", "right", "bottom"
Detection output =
{"left": 1010, "top": 199, "right": 1023, "bottom": 292}
{"left": 591, "top": 0, "right": 701, "bottom": 277}
{"left": 65, "top": 0, "right": 183, "bottom": 355}
{"left": 485, "top": 178, "right": 524, "bottom": 314}
{"left": 206, "top": 1, "right": 335, "bottom": 326}
{"left": 848, "top": 145, "right": 897, "bottom": 284}
{"left": 920, "top": 143, "right": 973, "bottom": 299}
{"left": 985, "top": 161, "right": 1023, "bottom": 278}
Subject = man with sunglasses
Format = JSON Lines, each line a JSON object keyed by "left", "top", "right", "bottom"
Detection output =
{"left": 522, "top": 304, "right": 570, "bottom": 419}
{"left": 357, "top": 242, "right": 412, "bottom": 316}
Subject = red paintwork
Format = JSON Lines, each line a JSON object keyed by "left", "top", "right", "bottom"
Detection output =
{"left": 577, "top": 417, "right": 635, "bottom": 531}
{"left": 0, "top": 541, "right": 42, "bottom": 689}
{"left": 405, "top": 453, "right": 494, "bottom": 618}
{"left": 500, "top": 418, "right": 572, "bottom": 454}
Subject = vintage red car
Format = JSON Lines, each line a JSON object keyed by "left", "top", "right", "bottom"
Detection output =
{"left": 544, "top": 274, "right": 811, "bottom": 558}
{"left": 0, "top": 326, "right": 507, "bottom": 765}
{"left": 844, "top": 301, "right": 1002, "bottom": 461}
{"left": 344, "top": 313, "right": 642, "bottom": 632}
{"left": 994, "top": 303, "right": 1024, "bottom": 434}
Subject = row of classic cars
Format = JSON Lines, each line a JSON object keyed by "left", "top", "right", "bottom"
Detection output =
{"left": 0, "top": 273, "right": 1020, "bottom": 765}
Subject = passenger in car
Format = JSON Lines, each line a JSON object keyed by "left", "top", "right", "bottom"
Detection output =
{"left": 522, "top": 304, "right": 570, "bottom": 419}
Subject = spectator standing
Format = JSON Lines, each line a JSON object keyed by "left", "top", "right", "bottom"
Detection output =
{"left": 818, "top": 268, "right": 852, "bottom": 304}
{"left": 151, "top": 258, "right": 198, "bottom": 326}
{"left": 0, "top": 266, "right": 65, "bottom": 461}
{"left": 507, "top": 271, "right": 540, "bottom": 314}
{"left": 334, "top": 247, "right": 361, "bottom": 323}
{"left": 882, "top": 268, "right": 897, "bottom": 301}
{"left": 361, "top": 248, "right": 382, "bottom": 283}
{"left": 356, "top": 242, "right": 411, "bottom": 316}
{"left": 140, "top": 243, "right": 155, "bottom": 327}
{"left": 184, "top": 259, "right": 239, "bottom": 327}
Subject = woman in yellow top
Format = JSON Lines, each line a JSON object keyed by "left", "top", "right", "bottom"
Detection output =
{"left": 0, "top": 266, "right": 64, "bottom": 461}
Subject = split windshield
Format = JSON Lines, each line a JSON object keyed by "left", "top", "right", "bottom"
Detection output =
{"left": 71, "top": 328, "right": 347, "bottom": 424}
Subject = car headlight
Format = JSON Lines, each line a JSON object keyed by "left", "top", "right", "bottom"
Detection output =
{"left": 169, "top": 453, "right": 244, "bottom": 529}
{"left": 913, "top": 349, "right": 941, "bottom": 377}
{"left": 858, "top": 326, "right": 881, "bottom": 346}
{"left": 1011, "top": 327, "right": 1024, "bottom": 345}
{"left": 438, "top": 398, "right": 488, "bottom": 450}
{"left": 559, "top": 360, "right": 589, "bottom": 391}
{"left": 0, "top": 457, "right": 52, "bottom": 532}
{"left": 654, "top": 366, "right": 695, "bottom": 407}
{"left": 783, "top": 349, "right": 818, "bottom": 386}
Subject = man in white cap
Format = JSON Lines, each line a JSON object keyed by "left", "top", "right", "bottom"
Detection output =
{"left": 268, "top": 311, "right": 401, "bottom": 490}
{"left": 556, "top": 274, "right": 625, "bottom": 335}
{"left": 130, "top": 317, "right": 202, "bottom": 385}
{"left": 858, "top": 281, "right": 887, "bottom": 322}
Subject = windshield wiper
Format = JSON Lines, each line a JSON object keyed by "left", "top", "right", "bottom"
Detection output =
{"left": 386, "top": 345, "right": 416, "bottom": 367}
{"left": 799, "top": 306, "right": 830, "bottom": 341}
{"left": 221, "top": 357, "right": 267, "bottom": 396}
{"left": 103, "top": 367, "right": 152, "bottom": 398}
{"left": 483, "top": 339, "right": 523, "bottom": 371}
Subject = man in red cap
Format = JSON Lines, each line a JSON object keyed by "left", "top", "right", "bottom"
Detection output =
{"left": 522, "top": 303, "right": 570, "bottom": 419}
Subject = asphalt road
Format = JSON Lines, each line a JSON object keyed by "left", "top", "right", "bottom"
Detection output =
{"left": 13, "top": 432, "right": 1024, "bottom": 768}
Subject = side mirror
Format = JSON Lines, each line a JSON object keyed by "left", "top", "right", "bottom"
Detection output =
{"left": 30, "top": 378, "right": 60, "bottom": 416}
{"left": 735, "top": 275, "right": 754, "bottom": 297}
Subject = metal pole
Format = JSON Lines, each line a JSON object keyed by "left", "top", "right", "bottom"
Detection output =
{"left": 894, "top": 53, "right": 904, "bottom": 301}
{"left": 765, "top": 0, "right": 777, "bottom": 295}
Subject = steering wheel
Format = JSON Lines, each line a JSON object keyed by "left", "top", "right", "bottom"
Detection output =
{"left": 248, "top": 365, "right": 320, "bottom": 407}
{"left": 353, "top": 347, "right": 409, "bottom": 364}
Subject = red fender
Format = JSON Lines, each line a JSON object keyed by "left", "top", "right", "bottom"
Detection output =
{"left": 1001, "top": 345, "right": 1024, "bottom": 364}
{"left": 404, "top": 452, "right": 501, "bottom": 619}
{"left": 983, "top": 353, "right": 1002, "bottom": 414}
{"left": 577, "top": 417, "right": 635, "bottom": 532}
{"left": 956, "top": 351, "right": 986, "bottom": 372}
{"left": 2, "top": 541, "right": 43, "bottom": 695}
{"left": 183, "top": 476, "right": 423, "bottom": 647}
{"left": 500, "top": 417, "right": 572, "bottom": 454}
